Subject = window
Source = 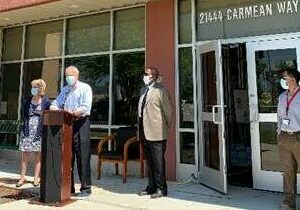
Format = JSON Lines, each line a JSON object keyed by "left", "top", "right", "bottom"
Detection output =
{"left": 25, "top": 21, "right": 63, "bottom": 58}
{"left": 179, "top": 47, "right": 194, "bottom": 128}
{"left": 180, "top": 132, "right": 195, "bottom": 164}
{"left": 114, "top": 7, "right": 145, "bottom": 50}
{"left": 66, "top": 13, "right": 110, "bottom": 55}
{"left": 178, "top": 0, "right": 192, "bottom": 44}
{"left": 2, "top": 27, "right": 23, "bottom": 61}
{"left": 1, "top": 6, "right": 146, "bottom": 148}
{"left": 0, "top": 64, "right": 21, "bottom": 120}
{"left": 0, "top": 63, "right": 21, "bottom": 147}
{"left": 112, "top": 52, "right": 145, "bottom": 125}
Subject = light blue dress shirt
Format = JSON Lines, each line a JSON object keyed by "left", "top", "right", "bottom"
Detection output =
{"left": 52, "top": 81, "right": 93, "bottom": 116}
{"left": 277, "top": 88, "right": 300, "bottom": 134}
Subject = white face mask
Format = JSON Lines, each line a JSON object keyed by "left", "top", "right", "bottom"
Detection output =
{"left": 280, "top": 78, "right": 288, "bottom": 90}
{"left": 143, "top": 75, "right": 152, "bottom": 85}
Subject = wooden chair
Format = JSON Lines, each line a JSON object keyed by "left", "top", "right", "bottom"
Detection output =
{"left": 97, "top": 126, "right": 144, "bottom": 183}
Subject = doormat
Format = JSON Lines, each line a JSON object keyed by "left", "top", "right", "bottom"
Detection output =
{"left": 0, "top": 185, "right": 38, "bottom": 204}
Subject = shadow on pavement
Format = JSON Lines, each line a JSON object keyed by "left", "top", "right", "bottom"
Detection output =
{"left": 0, "top": 149, "right": 287, "bottom": 210}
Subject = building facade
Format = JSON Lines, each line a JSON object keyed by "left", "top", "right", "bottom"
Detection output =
{"left": 0, "top": 0, "right": 300, "bottom": 194}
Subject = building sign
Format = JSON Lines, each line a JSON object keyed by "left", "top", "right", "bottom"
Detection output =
{"left": 199, "top": 0, "right": 298, "bottom": 25}
{"left": 196, "top": 0, "right": 300, "bottom": 40}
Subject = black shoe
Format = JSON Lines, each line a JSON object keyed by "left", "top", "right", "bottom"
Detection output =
{"left": 150, "top": 189, "right": 167, "bottom": 199}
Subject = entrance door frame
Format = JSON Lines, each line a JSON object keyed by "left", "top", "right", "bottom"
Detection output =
{"left": 192, "top": 32, "right": 300, "bottom": 192}
{"left": 246, "top": 37, "right": 300, "bottom": 192}
{"left": 195, "top": 40, "right": 227, "bottom": 194}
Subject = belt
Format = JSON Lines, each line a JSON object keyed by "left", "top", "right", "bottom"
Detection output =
{"left": 74, "top": 116, "right": 89, "bottom": 121}
{"left": 282, "top": 131, "right": 300, "bottom": 136}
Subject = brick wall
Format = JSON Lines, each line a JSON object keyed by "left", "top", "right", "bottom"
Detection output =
{"left": 0, "top": 0, "right": 60, "bottom": 12}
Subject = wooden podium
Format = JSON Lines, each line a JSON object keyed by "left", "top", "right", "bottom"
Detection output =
{"left": 40, "top": 110, "right": 74, "bottom": 204}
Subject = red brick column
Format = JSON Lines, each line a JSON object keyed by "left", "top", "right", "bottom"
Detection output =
{"left": 146, "top": 0, "right": 176, "bottom": 181}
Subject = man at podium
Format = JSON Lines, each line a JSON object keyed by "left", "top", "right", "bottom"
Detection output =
{"left": 50, "top": 65, "right": 93, "bottom": 197}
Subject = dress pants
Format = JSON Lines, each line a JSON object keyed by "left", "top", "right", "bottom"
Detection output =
{"left": 71, "top": 116, "right": 91, "bottom": 193}
{"left": 139, "top": 118, "right": 167, "bottom": 194}
{"left": 278, "top": 131, "right": 300, "bottom": 208}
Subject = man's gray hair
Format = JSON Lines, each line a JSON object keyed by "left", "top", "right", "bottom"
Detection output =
{"left": 65, "top": 65, "right": 80, "bottom": 75}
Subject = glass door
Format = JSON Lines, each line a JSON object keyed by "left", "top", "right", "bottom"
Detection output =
{"left": 247, "top": 38, "right": 300, "bottom": 191}
{"left": 197, "top": 40, "right": 227, "bottom": 194}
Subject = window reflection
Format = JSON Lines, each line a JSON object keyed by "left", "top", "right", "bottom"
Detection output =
{"left": 114, "top": 7, "right": 145, "bottom": 50}
{"left": 2, "top": 27, "right": 23, "bottom": 61}
{"left": 66, "top": 56, "right": 110, "bottom": 125}
{"left": 66, "top": 13, "right": 110, "bottom": 55}
{"left": 178, "top": 0, "right": 192, "bottom": 44}
{"left": 255, "top": 49, "right": 297, "bottom": 113}
{"left": 112, "top": 52, "right": 145, "bottom": 125}
{"left": 25, "top": 21, "right": 63, "bottom": 58}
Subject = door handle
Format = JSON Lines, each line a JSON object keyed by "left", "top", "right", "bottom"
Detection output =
{"left": 212, "top": 105, "right": 222, "bottom": 124}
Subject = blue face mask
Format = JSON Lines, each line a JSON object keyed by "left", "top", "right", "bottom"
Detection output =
{"left": 66, "top": 75, "right": 76, "bottom": 86}
{"left": 31, "top": 87, "right": 39, "bottom": 96}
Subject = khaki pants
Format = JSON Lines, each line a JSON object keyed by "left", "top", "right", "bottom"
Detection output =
{"left": 278, "top": 131, "right": 300, "bottom": 208}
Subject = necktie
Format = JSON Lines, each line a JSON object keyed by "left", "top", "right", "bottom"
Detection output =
{"left": 141, "top": 87, "right": 149, "bottom": 118}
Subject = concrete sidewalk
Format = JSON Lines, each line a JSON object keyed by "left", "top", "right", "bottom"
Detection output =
{"left": 0, "top": 150, "right": 291, "bottom": 210}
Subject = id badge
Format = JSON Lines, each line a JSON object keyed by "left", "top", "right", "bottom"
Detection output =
{"left": 283, "top": 118, "right": 290, "bottom": 126}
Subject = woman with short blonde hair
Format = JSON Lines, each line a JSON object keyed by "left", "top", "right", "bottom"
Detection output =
{"left": 31, "top": 79, "right": 46, "bottom": 96}
{"left": 17, "top": 79, "right": 51, "bottom": 188}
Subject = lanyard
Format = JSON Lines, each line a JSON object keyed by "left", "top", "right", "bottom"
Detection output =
{"left": 286, "top": 87, "right": 300, "bottom": 116}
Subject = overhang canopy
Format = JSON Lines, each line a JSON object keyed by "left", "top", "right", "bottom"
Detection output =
{"left": 0, "top": 0, "right": 148, "bottom": 27}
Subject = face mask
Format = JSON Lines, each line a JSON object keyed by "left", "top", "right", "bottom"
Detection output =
{"left": 143, "top": 75, "right": 152, "bottom": 85}
{"left": 280, "top": 78, "right": 288, "bottom": 90}
{"left": 31, "top": 87, "right": 39, "bottom": 96}
{"left": 66, "top": 75, "right": 76, "bottom": 86}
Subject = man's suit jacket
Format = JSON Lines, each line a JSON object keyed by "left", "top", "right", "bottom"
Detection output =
{"left": 139, "top": 82, "right": 172, "bottom": 141}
